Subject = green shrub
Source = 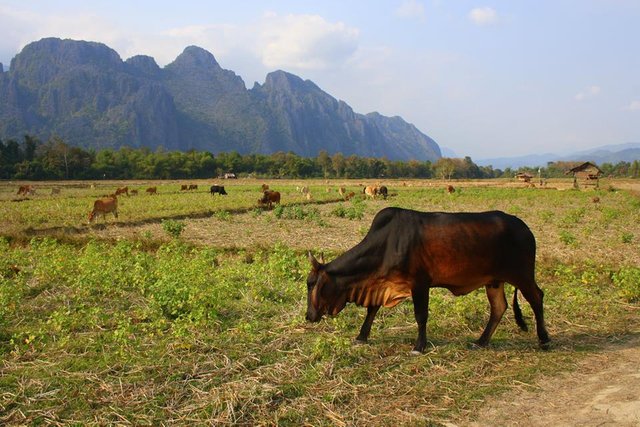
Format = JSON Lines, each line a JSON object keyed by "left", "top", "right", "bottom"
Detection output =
{"left": 162, "top": 219, "right": 186, "bottom": 239}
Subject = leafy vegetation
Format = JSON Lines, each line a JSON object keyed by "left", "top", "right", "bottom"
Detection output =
{"left": 0, "top": 178, "right": 639, "bottom": 425}
{"left": 3, "top": 134, "right": 640, "bottom": 180}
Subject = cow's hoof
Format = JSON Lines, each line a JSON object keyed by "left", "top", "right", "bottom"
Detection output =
{"left": 468, "top": 342, "right": 486, "bottom": 350}
{"left": 539, "top": 340, "right": 551, "bottom": 351}
{"left": 410, "top": 350, "right": 422, "bottom": 356}
{"left": 354, "top": 337, "right": 368, "bottom": 345}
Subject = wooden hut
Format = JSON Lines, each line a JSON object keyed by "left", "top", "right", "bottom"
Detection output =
{"left": 516, "top": 172, "right": 533, "bottom": 183}
{"left": 567, "top": 162, "right": 602, "bottom": 188}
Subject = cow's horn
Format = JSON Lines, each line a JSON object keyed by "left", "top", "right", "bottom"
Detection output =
{"left": 308, "top": 251, "right": 321, "bottom": 269}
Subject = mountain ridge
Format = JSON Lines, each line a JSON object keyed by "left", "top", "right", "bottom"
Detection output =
{"left": 0, "top": 38, "right": 441, "bottom": 161}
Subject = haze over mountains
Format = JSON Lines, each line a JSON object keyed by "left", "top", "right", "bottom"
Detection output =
{"left": 476, "top": 142, "right": 640, "bottom": 169}
{"left": 0, "top": 38, "right": 441, "bottom": 162}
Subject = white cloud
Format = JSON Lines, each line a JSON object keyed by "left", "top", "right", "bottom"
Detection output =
{"left": 396, "top": 0, "right": 426, "bottom": 21}
{"left": 257, "top": 13, "right": 359, "bottom": 70}
{"left": 575, "top": 85, "right": 601, "bottom": 101}
{"left": 468, "top": 7, "right": 499, "bottom": 26}
{"left": 625, "top": 100, "right": 640, "bottom": 111}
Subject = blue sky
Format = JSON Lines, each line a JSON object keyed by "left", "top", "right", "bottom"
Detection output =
{"left": 1, "top": 0, "right": 638, "bottom": 159}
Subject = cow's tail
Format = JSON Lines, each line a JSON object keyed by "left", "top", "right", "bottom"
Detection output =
{"left": 512, "top": 288, "right": 529, "bottom": 332}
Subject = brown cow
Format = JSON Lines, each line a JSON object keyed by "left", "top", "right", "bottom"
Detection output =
{"left": 146, "top": 187, "right": 157, "bottom": 195}
{"left": 258, "top": 190, "right": 281, "bottom": 209}
{"left": 180, "top": 184, "right": 189, "bottom": 191}
{"left": 188, "top": 184, "right": 198, "bottom": 190}
{"left": 115, "top": 186, "right": 129, "bottom": 197}
{"left": 88, "top": 196, "right": 118, "bottom": 223}
{"left": 305, "top": 207, "right": 550, "bottom": 353}
{"left": 446, "top": 185, "right": 455, "bottom": 194}
{"left": 17, "top": 185, "right": 35, "bottom": 196}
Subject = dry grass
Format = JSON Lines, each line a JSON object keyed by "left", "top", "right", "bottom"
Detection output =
{"left": 0, "top": 177, "right": 639, "bottom": 425}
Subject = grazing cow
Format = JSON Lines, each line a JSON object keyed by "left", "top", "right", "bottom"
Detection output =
{"left": 447, "top": 185, "right": 455, "bottom": 194}
{"left": 364, "top": 186, "right": 378, "bottom": 199}
{"left": 210, "top": 185, "right": 228, "bottom": 196}
{"left": 146, "top": 187, "right": 157, "bottom": 195}
{"left": 261, "top": 184, "right": 270, "bottom": 192}
{"left": 345, "top": 191, "right": 356, "bottom": 201}
{"left": 188, "top": 184, "right": 198, "bottom": 190}
{"left": 130, "top": 189, "right": 138, "bottom": 196}
{"left": 180, "top": 184, "right": 189, "bottom": 191}
{"left": 16, "top": 185, "right": 35, "bottom": 196}
{"left": 258, "top": 190, "right": 281, "bottom": 209}
{"left": 88, "top": 196, "right": 118, "bottom": 223}
{"left": 305, "top": 207, "right": 550, "bottom": 353}
{"left": 378, "top": 185, "right": 388, "bottom": 200}
{"left": 300, "top": 186, "right": 309, "bottom": 194}
{"left": 115, "top": 186, "right": 129, "bottom": 197}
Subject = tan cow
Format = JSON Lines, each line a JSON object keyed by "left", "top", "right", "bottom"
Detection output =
{"left": 89, "top": 196, "right": 118, "bottom": 223}
{"left": 261, "top": 183, "right": 270, "bottom": 192}
{"left": 364, "top": 185, "right": 378, "bottom": 199}
{"left": 146, "top": 187, "right": 157, "bottom": 195}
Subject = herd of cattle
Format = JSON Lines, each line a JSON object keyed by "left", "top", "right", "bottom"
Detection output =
{"left": 14, "top": 182, "right": 395, "bottom": 224}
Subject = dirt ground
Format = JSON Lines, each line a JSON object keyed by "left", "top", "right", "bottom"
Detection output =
{"left": 451, "top": 335, "right": 640, "bottom": 426}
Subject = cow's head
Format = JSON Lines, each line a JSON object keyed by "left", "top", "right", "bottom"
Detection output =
{"left": 88, "top": 211, "right": 95, "bottom": 223}
{"left": 305, "top": 252, "right": 346, "bottom": 322}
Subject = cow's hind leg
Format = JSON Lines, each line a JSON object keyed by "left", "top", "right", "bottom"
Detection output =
{"left": 477, "top": 281, "right": 507, "bottom": 347}
{"left": 356, "top": 305, "right": 380, "bottom": 343}
{"left": 515, "top": 279, "right": 551, "bottom": 350}
{"left": 411, "top": 286, "right": 430, "bottom": 354}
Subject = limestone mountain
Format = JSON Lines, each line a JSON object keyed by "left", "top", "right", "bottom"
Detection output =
{"left": 0, "top": 38, "right": 441, "bottom": 161}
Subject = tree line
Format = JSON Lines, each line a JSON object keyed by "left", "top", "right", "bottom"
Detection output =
{"left": 1, "top": 135, "right": 638, "bottom": 180}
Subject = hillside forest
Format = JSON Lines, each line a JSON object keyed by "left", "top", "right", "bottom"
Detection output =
{"left": 1, "top": 135, "right": 639, "bottom": 181}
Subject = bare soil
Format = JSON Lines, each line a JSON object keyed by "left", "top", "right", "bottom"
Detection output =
{"left": 452, "top": 335, "right": 640, "bottom": 426}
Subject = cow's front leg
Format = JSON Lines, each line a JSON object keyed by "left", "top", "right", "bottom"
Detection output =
{"left": 356, "top": 305, "right": 380, "bottom": 343}
{"left": 412, "top": 287, "right": 430, "bottom": 354}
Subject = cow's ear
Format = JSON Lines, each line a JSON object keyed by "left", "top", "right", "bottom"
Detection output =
{"left": 308, "top": 251, "right": 322, "bottom": 271}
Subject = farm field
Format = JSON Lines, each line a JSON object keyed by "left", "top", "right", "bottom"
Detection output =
{"left": 1, "top": 178, "right": 639, "bottom": 425}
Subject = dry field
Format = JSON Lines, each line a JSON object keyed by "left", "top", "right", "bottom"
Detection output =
{"left": 0, "top": 177, "right": 639, "bottom": 425}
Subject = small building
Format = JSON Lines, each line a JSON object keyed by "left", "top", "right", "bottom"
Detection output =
{"left": 567, "top": 162, "right": 602, "bottom": 188}
{"left": 516, "top": 172, "right": 533, "bottom": 183}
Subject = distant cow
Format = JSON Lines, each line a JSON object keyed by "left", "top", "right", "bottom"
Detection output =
{"left": 89, "top": 196, "right": 118, "bottom": 223}
{"left": 378, "top": 186, "right": 388, "bottom": 200}
{"left": 305, "top": 208, "right": 550, "bottom": 353}
{"left": 180, "top": 184, "right": 189, "bottom": 191}
{"left": 345, "top": 191, "right": 356, "bottom": 201}
{"left": 261, "top": 184, "right": 270, "bottom": 192}
{"left": 210, "top": 185, "right": 228, "bottom": 196}
{"left": 258, "top": 190, "right": 281, "bottom": 209}
{"left": 338, "top": 187, "right": 346, "bottom": 199}
{"left": 115, "top": 186, "right": 129, "bottom": 197}
{"left": 364, "top": 186, "right": 378, "bottom": 199}
{"left": 188, "top": 184, "right": 198, "bottom": 190}
{"left": 17, "top": 185, "right": 35, "bottom": 196}
{"left": 146, "top": 187, "right": 157, "bottom": 195}
{"left": 447, "top": 185, "right": 455, "bottom": 194}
